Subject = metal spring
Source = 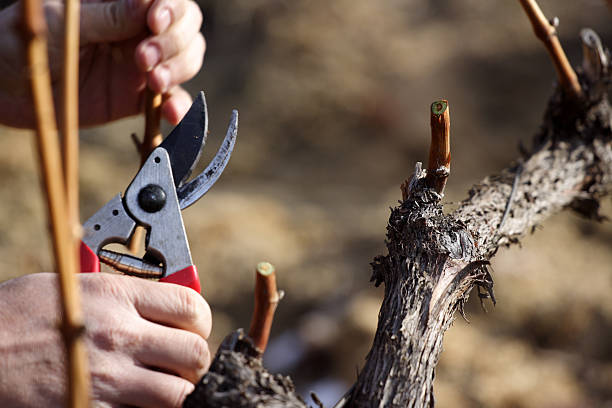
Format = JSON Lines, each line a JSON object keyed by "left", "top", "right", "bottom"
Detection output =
{"left": 98, "top": 249, "right": 164, "bottom": 279}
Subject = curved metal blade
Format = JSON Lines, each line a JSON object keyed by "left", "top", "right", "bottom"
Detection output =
{"left": 159, "top": 91, "right": 208, "bottom": 187}
{"left": 177, "top": 110, "right": 238, "bottom": 209}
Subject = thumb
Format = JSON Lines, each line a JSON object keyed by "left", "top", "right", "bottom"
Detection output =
{"left": 80, "top": 0, "right": 153, "bottom": 44}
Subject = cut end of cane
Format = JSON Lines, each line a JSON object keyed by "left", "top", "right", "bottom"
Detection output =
{"left": 431, "top": 100, "right": 448, "bottom": 116}
{"left": 249, "top": 261, "right": 280, "bottom": 354}
{"left": 427, "top": 99, "right": 451, "bottom": 196}
{"left": 256, "top": 262, "right": 275, "bottom": 276}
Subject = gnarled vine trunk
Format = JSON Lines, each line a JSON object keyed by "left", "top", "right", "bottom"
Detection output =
{"left": 185, "top": 30, "right": 612, "bottom": 408}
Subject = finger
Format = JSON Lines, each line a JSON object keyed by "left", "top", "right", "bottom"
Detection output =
{"left": 80, "top": 0, "right": 154, "bottom": 45}
{"left": 147, "top": 0, "right": 190, "bottom": 34}
{"left": 135, "top": 1, "right": 202, "bottom": 72}
{"left": 161, "top": 86, "right": 192, "bottom": 125}
{"left": 136, "top": 321, "right": 211, "bottom": 383}
{"left": 126, "top": 277, "right": 212, "bottom": 339}
{"left": 113, "top": 364, "right": 195, "bottom": 408}
{"left": 147, "top": 33, "right": 206, "bottom": 94}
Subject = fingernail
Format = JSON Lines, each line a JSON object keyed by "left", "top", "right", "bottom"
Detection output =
{"left": 157, "top": 8, "right": 171, "bottom": 32}
{"left": 142, "top": 44, "right": 160, "bottom": 71}
{"left": 155, "top": 66, "right": 170, "bottom": 93}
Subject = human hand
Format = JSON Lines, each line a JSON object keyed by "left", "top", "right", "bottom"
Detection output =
{"left": 0, "top": 272, "right": 211, "bottom": 408}
{"left": 0, "top": 0, "right": 205, "bottom": 128}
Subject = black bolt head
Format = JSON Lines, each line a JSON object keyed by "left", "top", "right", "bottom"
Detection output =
{"left": 138, "top": 184, "right": 166, "bottom": 213}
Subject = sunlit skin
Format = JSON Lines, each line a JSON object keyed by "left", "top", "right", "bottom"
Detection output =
{"left": 0, "top": 0, "right": 212, "bottom": 406}
{"left": 0, "top": 273, "right": 212, "bottom": 408}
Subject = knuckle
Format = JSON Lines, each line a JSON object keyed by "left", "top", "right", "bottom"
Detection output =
{"left": 177, "top": 287, "right": 201, "bottom": 323}
{"left": 184, "top": 34, "right": 205, "bottom": 77}
{"left": 171, "top": 381, "right": 194, "bottom": 408}
{"left": 188, "top": 1, "right": 203, "bottom": 27}
{"left": 200, "top": 298, "right": 212, "bottom": 339}
{"left": 89, "top": 356, "right": 123, "bottom": 394}
{"left": 189, "top": 335, "right": 210, "bottom": 371}
{"left": 83, "top": 273, "right": 129, "bottom": 300}
{"left": 169, "top": 29, "right": 189, "bottom": 54}
{"left": 92, "top": 320, "right": 140, "bottom": 352}
{"left": 161, "top": 0, "right": 178, "bottom": 21}
{"left": 91, "top": 324, "right": 122, "bottom": 352}
{"left": 166, "top": 2, "right": 201, "bottom": 52}
{"left": 105, "top": 2, "right": 122, "bottom": 30}
{"left": 194, "top": 33, "right": 206, "bottom": 56}
{"left": 80, "top": 272, "right": 109, "bottom": 293}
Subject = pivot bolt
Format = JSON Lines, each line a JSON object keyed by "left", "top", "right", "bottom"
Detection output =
{"left": 138, "top": 184, "right": 166, "bottom": 213}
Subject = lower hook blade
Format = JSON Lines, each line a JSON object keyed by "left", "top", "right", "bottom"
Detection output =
{"left": 177, "top": 110, "right": 238, "bottom": 210}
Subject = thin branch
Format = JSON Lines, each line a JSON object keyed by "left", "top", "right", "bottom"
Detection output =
{"left": 141, "top": 89, "right": 163, "bottom": 164}
{"left": 401, "top": 100, "right": 451, "bottom": 199}
{"left": 127, "top": 222, "right": 146, "bottom": 254}
{"left": 128, "top": 89, "right": 162, "bottom": 254}
{"left": 20, "top": 0, "right": 90, "bottom": 406}
{"left": 426, "top": 99, "right": 451, "bottom": 195}
{"left": 248, "top": 262, "right": 282, "bottom": 353}
{"left": 62, "top": 0, "right": 80, "bottom": 284}
{"left": 518, "top": 0, "right": 583, "bottom": 100}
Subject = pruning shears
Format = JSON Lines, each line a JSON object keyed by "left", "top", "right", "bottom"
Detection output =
{"left": 79, "top": 92, "right": 237, "bottom": 293}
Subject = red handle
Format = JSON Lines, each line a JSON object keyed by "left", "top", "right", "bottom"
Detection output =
{"left": 80, "top": 241, "right": 100, "bottom": 273}
{"left": 80, "top": 242, "right": 200, "bottom": 293}
{"left": 160, "top": 265, "right": 201, "bottom": 293}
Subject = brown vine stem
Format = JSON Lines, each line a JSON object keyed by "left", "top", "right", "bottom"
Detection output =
{"left": 62, "top": 0, "right": 80, "bottom": 272}
{"left": 426, "top": 99, "right": 451, "bottom": 195}
{"left": 518, "top": 0, "right": 583, "bottom": 100}
{"left": 142, "top": 89, "right": 163, "bottom": 163}
{"left": 248, "top": 262, "right": 282, "bottom": 353}
{"left": 20, "top": 0, "right": 90, "bottom": 406}
{"left": 128, "top": 89, "right": 162, "bottom": 254}
{"left": 401, "top": 100, "right": 451, "bottom": 199}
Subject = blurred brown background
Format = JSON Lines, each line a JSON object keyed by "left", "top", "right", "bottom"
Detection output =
{"left": 1, "top": 0, "right": 611, "bottom": 406}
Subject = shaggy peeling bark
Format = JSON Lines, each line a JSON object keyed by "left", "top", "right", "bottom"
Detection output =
{"left": 347, "top": 117, "right": 612, "bottom": 407}
{"left": 347, "top": 46, "right": 612, "bottom": 408}
{"left": 185, "top": 31, "right": 612, "bottom": 408}
{"left": 183, "top": 330, "right": 308, "bottom": 408}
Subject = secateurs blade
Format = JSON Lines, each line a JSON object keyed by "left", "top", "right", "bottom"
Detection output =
{"left": 79, "top": 92, "right": 238, "bottom": 293}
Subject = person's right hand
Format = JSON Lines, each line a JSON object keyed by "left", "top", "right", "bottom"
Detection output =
{"left": 0, "top": 272, "right": 212, "bottom": 408}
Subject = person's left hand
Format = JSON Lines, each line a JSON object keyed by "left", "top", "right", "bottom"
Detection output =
{"left": 0, "top": 0, "right": 205, "bottom": 128}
